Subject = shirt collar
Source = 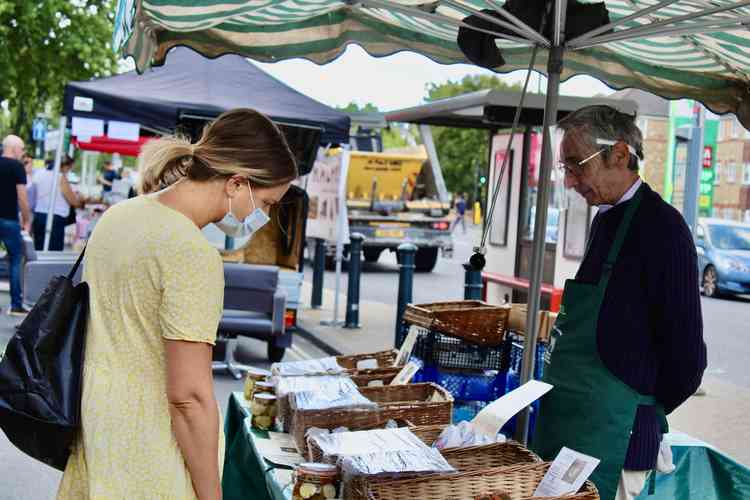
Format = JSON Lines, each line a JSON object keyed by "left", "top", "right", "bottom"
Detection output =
{"left": 597, "top": 178, "right": 642, "bottom": 214}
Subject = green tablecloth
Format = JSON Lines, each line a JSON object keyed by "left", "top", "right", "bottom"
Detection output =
{"left": 223, "top": 392, "right": 750, "bottom": 500}
{"left": 223, "top": 392, "right": 292, "bottom": 500}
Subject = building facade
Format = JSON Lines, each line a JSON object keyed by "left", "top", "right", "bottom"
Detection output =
{"left": 714, "top": 115, "right": 750, "bottom": 223}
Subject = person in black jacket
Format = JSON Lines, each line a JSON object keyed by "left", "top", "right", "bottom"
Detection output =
{"left": 533, "top": 105, "right": 707, "bottom": 500}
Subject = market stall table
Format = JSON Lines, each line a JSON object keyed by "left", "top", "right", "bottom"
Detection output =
{"left": 223, "top": 393, "right": 750, "bottom": 500}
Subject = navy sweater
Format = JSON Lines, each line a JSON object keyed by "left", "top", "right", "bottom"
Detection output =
{"left": 577, "top": 183, "right": 707, "bottom": 470}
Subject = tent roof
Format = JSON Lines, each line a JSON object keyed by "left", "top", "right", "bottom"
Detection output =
{"left": 611, "top": 89, "right": 670, "bottom": 118}
{"left": 385, "top": 89, "right": 638, "bottom": 129}
{"left": 63, "top": 47, "right": 350, "bottom": 144}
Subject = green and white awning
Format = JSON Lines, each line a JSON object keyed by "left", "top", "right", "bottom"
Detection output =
{"left": 113, "top": 0, "right": 750, "bottom": 122}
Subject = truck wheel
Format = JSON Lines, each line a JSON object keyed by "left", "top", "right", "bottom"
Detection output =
{"left": 363, "top": 248, "right": 382, "bottom": 263}
{"left": 415, "top": 248, "right": 439, "bottom": 272}
{"left": 267, "top": 342, "right": 286, "bottom": 363}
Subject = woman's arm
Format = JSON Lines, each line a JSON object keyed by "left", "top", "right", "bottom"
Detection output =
{"left": 59, "top": 175, "right": 84, "bottom": 208}
{"left": 165, "top": 340, "right": 222, "bottom": 500}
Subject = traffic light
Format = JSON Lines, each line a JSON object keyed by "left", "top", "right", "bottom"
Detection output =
{"left": 479, "top": 175, "right": 487, "bottom": 185}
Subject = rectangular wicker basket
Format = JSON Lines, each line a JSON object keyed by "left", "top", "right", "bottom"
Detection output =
{"left": 289, "top": 383, "right": 453, "bottom": 455}
{"left": 365, "top": 462, "right": 600, "bottom": 500}
{"left": 403, "top": 301, "right": 511, "bottom": 347}
{"left": 277, "top": 367, "right": 402, "bottom": 432}
{"left": 336, "top": 349, "right": 400, "bottom": 369}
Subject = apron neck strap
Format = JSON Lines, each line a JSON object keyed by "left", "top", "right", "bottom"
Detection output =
{"left": 603, "top": 183, "right": 644, "bottom": 270}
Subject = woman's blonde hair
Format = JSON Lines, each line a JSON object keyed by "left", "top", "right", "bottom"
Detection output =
{"left": 137, "top": 108, "right": 298, "bottom": 194}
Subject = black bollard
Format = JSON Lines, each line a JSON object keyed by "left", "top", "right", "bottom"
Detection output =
{"left": 463, "top": 262, "right": 483, "bottom": 300}
{"left": 311, "top": 238, "right": 326, "bottom": 309}
{"left": 395, "top": 243, "right": 417, "bottom": 347}
{"left": 344, "top": 233, "right": 365, "bottom": 329}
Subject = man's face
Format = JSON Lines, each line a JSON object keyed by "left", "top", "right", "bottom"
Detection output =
{"left": 560, "top": 129, "right": 620, "bottom": 206}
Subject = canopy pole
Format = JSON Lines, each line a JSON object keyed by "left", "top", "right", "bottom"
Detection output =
{"left": 43, "top": 115, "right": 67, "bottom": 252}
{"left": 514, "top": 44, "right": 564, "bottom": 446}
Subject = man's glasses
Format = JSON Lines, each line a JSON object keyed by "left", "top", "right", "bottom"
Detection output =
{"left": 557, "top": 139, "right": 638, "bottom": 177}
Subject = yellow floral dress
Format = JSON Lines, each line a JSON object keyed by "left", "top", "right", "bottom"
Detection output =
{"left": 57, "top": 196, "right": 225, "bottom": 500}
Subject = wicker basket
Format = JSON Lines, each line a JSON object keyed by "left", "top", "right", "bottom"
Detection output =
{"left": 347, "top": 439, "right": 542, "bottom": 499}
{"left": 290, "top": 383, "right": 453, "bottom": 455}
{"left": 277, "top": 368, "right": 402, "bottom": 432}
{"left": 337, "top": 350, "right": 400, "bottom": 369}
{"left": 403, "top": 301, "right": 511, "bottom": 347}
{"left": 365, "top": 462, "right": 600, "bottom": 500}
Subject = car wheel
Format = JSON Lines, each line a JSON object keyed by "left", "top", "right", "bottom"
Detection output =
{"left": 702, "top": 265, "right": 719, "bottom": 298}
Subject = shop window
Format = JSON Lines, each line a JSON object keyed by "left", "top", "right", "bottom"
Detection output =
{"left": 714, "top": 163, "right": 721, "bottom": 185}
{"left": 728, "top": 163, "right": 737, "bottom": 183}
{"left": 743, "top": 163, "right": 750, "bottom": 185}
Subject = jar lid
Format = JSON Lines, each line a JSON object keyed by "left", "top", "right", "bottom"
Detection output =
{"left": 253, "top": 393, "right": 277, "bottom": 402}
{"left": 247, "top": 367, "right": 271, "bottom": 378}
{"left": 297, "top": 462, "right": 338, "bottom": 476}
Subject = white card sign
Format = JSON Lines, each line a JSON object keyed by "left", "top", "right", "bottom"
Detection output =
{"left": 533, "top": 447, "right": 600, "bottom": 497}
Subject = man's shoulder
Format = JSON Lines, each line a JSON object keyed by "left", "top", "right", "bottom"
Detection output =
{"left": 638, "top": 183, "right": 693, "bottom": 242}
{"left": 0, "top": 156, "right": 22, "bottom": 170}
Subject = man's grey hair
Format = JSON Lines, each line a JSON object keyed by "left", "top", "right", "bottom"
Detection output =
{"left": 558, "top": 105, "right": 644, "bottom": 171}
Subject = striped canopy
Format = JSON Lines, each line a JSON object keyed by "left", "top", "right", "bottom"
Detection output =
{"left": 114, "top": 0, "right": 750, "bottom": 124}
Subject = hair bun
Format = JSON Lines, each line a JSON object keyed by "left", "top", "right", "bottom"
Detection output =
{"left": 180, "top": 155, "right": 194, "bottom": 169}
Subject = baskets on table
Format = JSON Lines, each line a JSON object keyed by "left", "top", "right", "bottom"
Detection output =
{"left": 364, "top": 462, "right": 600, "bottom": 500}
{"left": 403, "top": 301, "right": 510, "bottom": 347}
{"left": 349, "top": 367, "right": 401, "bottom": 387}
{"left": 290, "top": 383, "right": 453, "bottom": 455}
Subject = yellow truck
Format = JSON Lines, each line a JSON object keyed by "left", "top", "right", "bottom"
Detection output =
{"left": 340, "top": 147, "right": 454, "bottom": 272}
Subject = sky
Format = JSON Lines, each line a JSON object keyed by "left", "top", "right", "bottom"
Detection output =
{"left": 253, "top": 45, "right": 616, "bottom": 111}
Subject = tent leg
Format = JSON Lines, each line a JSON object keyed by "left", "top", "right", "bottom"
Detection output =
{"left": 515, "top": 45, "right": 564, "bottom": 446}
{"left": 43, "top": 115, "right": 67, "bottom": 251}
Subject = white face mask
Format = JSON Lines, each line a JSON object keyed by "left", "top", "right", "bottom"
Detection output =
{"left": 215, "top": 182, "right": 270, "bottom": 239}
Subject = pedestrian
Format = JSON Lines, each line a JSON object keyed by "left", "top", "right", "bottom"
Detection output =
{"left": 452, "top": 192, "right": 467, "bottom": 233}
{"left": 97, "top": 159, "right": 120, "bottom": 204}
{"left": 56, "top": 108, "right": 298, "bottom": 500}
{"left": 0, "top": 135, "right": 32, "bottom": 315}
{"left": 532, "top": 105, "right": 706, "bottom": 500}
{"left": 31, "top": 156, "right": 85, "bottom": 251}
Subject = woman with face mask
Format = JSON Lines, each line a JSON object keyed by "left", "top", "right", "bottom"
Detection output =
{"left": 57, "top": 108, "right": 297, "bottom": 500}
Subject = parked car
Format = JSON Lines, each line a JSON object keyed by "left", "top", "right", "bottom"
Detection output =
{"left": 695, "top": 218, "right": 750, "bottom": 298}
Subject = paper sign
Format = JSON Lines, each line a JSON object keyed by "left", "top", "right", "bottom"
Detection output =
{"left": 533, "top": 447, "right": 600, "bottom": 497}
{"left": 471, "top": 380, "right": 553, "bottom": 438}
{"left": 255, "top": 431, "right": 304, "bottom": 468}
{"left": 394, "top": 326, "right": 419, "bottom": 367}
{"left": 71, "top": 116, "right": 104, "bottom": 138}
{"left": 390, "top": 361, "right": 420, "bottom": 385}
{"left": 108, "top": 120, "right": 140, "bottom": 141}
{"left": 73, "top": 96, "right": 93, "bottom": 112}
{"left": 356, "top": 358, "right": 379, "bottom": 370}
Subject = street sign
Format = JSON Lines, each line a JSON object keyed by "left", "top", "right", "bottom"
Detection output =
{"left": 32, "top": 118, "right": 47, "bottom": 142}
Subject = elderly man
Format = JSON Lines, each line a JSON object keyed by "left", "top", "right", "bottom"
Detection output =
{"left": 0, "top": 135, "right": 32, "bottom": 315}
{"left": 532, "top": 106, "right": 706, "bottom": 500}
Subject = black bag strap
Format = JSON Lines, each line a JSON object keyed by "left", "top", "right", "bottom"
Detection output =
{"left": 67, "top": 246, "right": 86, "bottom": 280}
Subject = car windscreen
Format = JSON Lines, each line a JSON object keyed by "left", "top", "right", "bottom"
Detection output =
{"left": 708, "top": 224, "right": 750, "bottom": 251}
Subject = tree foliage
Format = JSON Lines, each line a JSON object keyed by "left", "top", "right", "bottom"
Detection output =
{"left": 425, "top": 75, "right": 521, "bottom": 200}
{"left": 0, "top": 0, "right": 118, "bottom": 141}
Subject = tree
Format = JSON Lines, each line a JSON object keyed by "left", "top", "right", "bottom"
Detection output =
{"left": 337, "top": 101, "right": 411, "bottom": 150}
{"left": 425, "top": 75, "right": 522, "bottom": 200}
{"left": 0, "top": 1, "right": 119, "bottom": 142}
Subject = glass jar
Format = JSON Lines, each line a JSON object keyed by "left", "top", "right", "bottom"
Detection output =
{"left": 292, "top": 463, "right": 339, "bottom": 500}
{"left": 250, "top": 393, "right": 278, "bottom": 431}
{"left": 254, "top": 381, "right": 276, "bottom": 396}
{"left": 244, "top": 368, "right": 271, "bottom": 400}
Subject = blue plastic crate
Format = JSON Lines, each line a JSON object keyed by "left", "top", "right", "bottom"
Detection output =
{"left": 507, "top": 333, "right": 547, "bottom": 380}
{"left": 413, "top": 363, "right": 506, "bottom": 402}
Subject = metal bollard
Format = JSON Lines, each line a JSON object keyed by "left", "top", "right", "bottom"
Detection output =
{"left": 344, "top": 233, "right": 365, "bottom": 329}
{"left": 395, "top": 243, "right": 417, "bottom": 347}
{"left": 311, "top": 238, "right": 326, "bottom": 309}
{"left": 463, "top": 263, "right": 483, "bottom": 300}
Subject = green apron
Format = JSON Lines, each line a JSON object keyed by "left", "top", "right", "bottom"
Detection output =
{"left": 532, "top": 185, "right": 668, "bottom": 500}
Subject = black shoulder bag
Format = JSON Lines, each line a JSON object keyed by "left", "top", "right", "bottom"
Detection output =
{"left": 0, "top": 249, "right": 89, "bottom": 470}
